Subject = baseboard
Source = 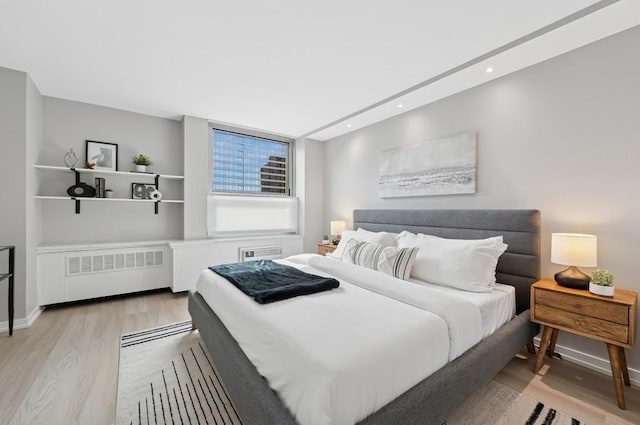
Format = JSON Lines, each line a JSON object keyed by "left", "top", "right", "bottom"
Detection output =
{"left": 534, "top": 336, "right": 640, "bottom": 386}
{"left": 0, "top": 305, "right": 44, "bottom": 334}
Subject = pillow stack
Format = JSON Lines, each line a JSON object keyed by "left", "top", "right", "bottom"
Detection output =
{"left": 396, "top": 232, "right": 507, "bottom": 292}
{"left": 327, "top": 227, "right": 507, "bottom": 292}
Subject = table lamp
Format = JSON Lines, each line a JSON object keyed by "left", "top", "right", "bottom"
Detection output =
{"left": 551, "top": 233, "right": 597, "bottom": 289}
{"left": 330, "top": 220, "right": 346, "bottom": 245}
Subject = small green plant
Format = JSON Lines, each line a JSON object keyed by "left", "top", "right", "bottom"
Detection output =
{"left": 131, "top": 154, "right": 153, "bottom": 166}
{"left": 323, "top": 234, "right": 329, "bottom": 240}
{"left": 591, "top": 269, "right": 614, "bottom": 286}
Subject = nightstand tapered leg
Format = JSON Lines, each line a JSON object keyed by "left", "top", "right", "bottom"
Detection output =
{"left": 533, "top": 326, "right": 554, "bottom": 374}
{"left": 606, "top": 343, "right": 626, "bottom": 409}
{"left": 620, "top": 348, "right": 630, "bottom": 387}
{"left": 547, "top": 328, "right": 559, "bottom": 358}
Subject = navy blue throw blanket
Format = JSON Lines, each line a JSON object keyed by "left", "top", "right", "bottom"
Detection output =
{"left": 209, "top": 260, "right": 340, "bottom": 304}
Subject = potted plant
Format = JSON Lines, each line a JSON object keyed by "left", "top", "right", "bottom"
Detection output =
{"left": 131, "top": 154, "right": 152, "bottom": 172}
{"left": 322, "top": 234, "right": 330, "bottom": 244}
{"left": 589, "top": 269, "right": 614, "bottom": 296}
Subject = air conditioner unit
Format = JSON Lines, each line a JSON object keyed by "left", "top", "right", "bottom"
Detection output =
{"left": 239, "top": 246, "right": 283, "bottom": 262}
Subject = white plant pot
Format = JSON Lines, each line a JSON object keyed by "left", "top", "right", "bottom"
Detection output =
{"left": 589, "top": 282, "right": 614, "bottom": 297}
{"left": 135, "top": 164, "right": 147, "bottom": 172}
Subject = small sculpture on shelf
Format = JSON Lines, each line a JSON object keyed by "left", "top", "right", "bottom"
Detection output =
{"left": 66, "top": 182, "right": 96, "bottom": 198}
{"left": 85, "top": 161, "right": 96, "bottom": 169}
{"left": 63, "top": 148, "right": 79, "bottom": 168}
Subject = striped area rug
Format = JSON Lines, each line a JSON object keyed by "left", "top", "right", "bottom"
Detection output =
{"left": 118, "top": 322, "right": 588, "bottom": 425}
{"left": 116, "top": 321, "right": 242, "bottom": 425}
{"left": 445, "top": 380, "right": 588, "bottom": 425}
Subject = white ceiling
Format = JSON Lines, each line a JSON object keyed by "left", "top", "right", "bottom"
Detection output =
{"left": 1, "top": 1, "right": 638, "bottom": 141}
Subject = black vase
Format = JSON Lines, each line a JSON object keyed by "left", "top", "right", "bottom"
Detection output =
{"left": 67, "top": 183, "right": 97, "bottom": 198}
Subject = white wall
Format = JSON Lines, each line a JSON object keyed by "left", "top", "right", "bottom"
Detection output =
{"left": 295, "top": 137, "right": 325, "bottom": 252}
{"left": 323, "top": 26, "right": 640, "bottom": 371}
{"left": 40, "top": 97, "right": 184, "bottom": 244}
{"left": 182, "top": 115, "right": 209, "bottom": 239}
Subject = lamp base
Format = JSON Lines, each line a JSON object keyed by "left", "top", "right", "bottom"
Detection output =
{"left": 554, "top": 266, "right": 590, "bottom": 289}
{"left": 331, "top": 235, "right": 342, "bottom": 246}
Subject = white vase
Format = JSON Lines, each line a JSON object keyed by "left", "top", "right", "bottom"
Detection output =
{"left": 135, "top": 164, "right": 147, "bottom": 172}
{"left": 589, "top": 282, "right": 614, "bottom": 297}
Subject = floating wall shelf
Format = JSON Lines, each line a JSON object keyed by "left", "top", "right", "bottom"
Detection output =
{"left": 34, "top": 164, "right": 185, "bottom": 214}
{"left": 33, "top": 164, "right": 184, "bottom": 180}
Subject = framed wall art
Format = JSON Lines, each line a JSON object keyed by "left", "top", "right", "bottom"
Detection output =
{"left": 131, "top": 183, "right": 157, "bottom": 200}
{"left": 86, "top": 140, "right": 119, "bottom": 171}
{"left": 378, "top": 132, "right": 477, "bottom": 198}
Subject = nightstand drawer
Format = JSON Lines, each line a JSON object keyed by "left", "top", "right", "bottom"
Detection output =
{"left": 535, "top": 288, "right": 629, "bottom": 325}
{"left": 534, "top": 304, "right": 630, "bottom": 345}
{"left": 316, "top": 244, "right": 337, "bottom": 256}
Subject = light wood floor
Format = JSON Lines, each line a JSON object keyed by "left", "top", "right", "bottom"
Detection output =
{"left": 1, "top": 290, "right": 638, "bottom": 425}
{"left": 0, "top": 290, "right": 190, "bottom": 425}
{"left": 497, "top": 352, "right": 640, "bottom": 425}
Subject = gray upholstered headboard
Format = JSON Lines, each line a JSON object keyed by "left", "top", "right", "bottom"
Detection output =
{"left": 353, "top": 209, "right": 540, "bottom": 314}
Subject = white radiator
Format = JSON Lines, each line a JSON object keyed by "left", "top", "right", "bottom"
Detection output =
{"left": 38, "top": 243, "right": 171, "bottom": 305}
{"left": 66, "top": 250, "right": 164, "bottom": 276}
{"left": 239, "top": 245, "right": 283, "bottom": 262}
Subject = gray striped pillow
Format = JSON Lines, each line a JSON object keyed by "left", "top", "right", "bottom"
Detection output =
{"left": 342, "top": 239, "right": 418, "bottom": 280}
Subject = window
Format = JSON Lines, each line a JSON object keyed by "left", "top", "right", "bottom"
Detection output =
{"left": 208, "top": 127, "right": 297, "bottom": 237}
{"left": 211, "top": 129, "right": 290, "bottom": 196}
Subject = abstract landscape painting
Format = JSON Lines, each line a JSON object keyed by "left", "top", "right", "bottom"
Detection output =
{"left": 379, "top": 132, "right": 477, "bottom": 198}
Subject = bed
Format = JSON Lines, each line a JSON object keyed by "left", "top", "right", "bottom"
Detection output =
{"left": 188, "top": 209, "right": 541, "bottom": 425}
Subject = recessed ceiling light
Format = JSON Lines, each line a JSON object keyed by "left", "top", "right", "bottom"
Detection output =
{"left": 485, "top": 67, "right": 494, "bottom": 73}
{"left": 346, "top": 123, "right": 352, "bottom": 128}
{"left": 397, "top": 104, "right": 403, "bottom": 108}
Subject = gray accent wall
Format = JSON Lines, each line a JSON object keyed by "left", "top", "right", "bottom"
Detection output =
{"left": 0, "top": 67, "right": 42, "bottom": 323}
{"left": 25, "top": 74, "right": 43, "bottom": 317}
{"left": 323, "top": 25, "right": 640, "bottom": 370}
{"left": 40, "top": 97, "right": 183, "bottom": 244}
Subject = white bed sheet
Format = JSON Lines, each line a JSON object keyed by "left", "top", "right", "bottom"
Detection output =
{"left": 408, "top": 278, "right": 516, "bottom": 337}
{"left": 196, "top": 256, "right": 479, "bottom": 425}
{"left": 297, "top": 254, "right": 483, "bottom": 360}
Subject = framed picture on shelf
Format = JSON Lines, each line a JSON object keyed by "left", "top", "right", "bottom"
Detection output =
{"left": 86, "top": 140, "right": 118, "bottom": 171}
{"left": 131, "top": 183, "right": 157, "bottom": 200}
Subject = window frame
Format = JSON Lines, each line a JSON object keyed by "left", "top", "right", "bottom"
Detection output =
{"left": 209, "top": 126, "right": 294, "bottom": 197}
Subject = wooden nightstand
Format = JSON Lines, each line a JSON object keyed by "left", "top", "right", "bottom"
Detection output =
{"left": 316, "top": 243, "right": 337, "bottom": 256}
{"left": 531, "top": 279, "right": 637, "bottom": 409}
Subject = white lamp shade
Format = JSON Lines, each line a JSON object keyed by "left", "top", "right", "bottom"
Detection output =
{"left": 551, "top": 233, "right": 597, "bottom": 267}
{"left": 330, "top": 220, "right": 346, "bottom": 235}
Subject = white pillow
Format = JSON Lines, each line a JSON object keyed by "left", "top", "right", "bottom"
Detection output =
{"left": 329, "top": 228, "right": 397, "bottom": 259}
{"left": 342, "top": 239, "right": 418, "bottom": 280}
{"left": 397, "top": 233, "right": 507, "bottom": 292}
{"left": 356, "top": 228, "right": 398, "bottom": 245}
{"left": 328, "top": 230, "right": 358, "bottom": 259}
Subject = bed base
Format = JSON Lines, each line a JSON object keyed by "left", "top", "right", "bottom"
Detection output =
{"left": 189, "top": 291, "right": 539, "bottom": 425}
{"left": 189, "top": 208, "right": 541, "bottom": 424}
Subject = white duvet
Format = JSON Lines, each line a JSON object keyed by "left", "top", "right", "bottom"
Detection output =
{"left": 196, "top": 254, "right": 484, "bottom": 425}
